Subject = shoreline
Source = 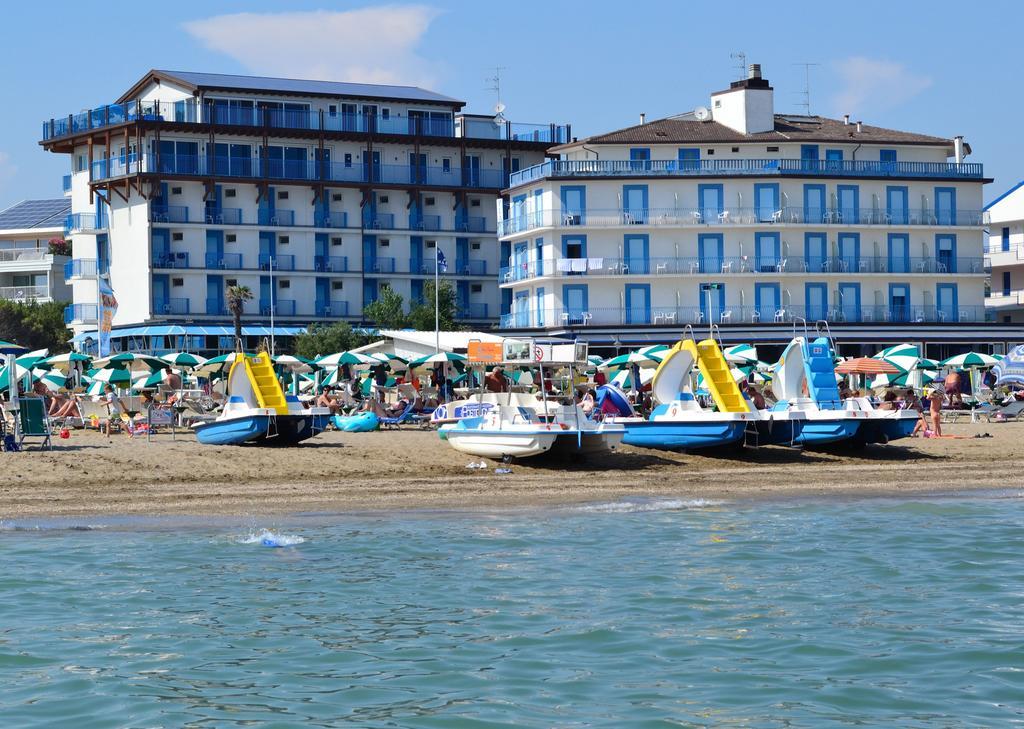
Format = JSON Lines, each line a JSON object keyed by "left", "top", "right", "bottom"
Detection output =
{"left": 2, "top": 421, "right": 1018, "bottom": 519}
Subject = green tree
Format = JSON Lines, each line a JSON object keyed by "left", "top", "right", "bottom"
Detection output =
{"left": 408, "top": 280, "right": 459, "bottom": 331}
{"left": 363, "top": 285, "right": 408, "bottom": 330}
{"left": 0, "top": 300, "right": 71, "bottom": 352}
{"left": 226, "top": 285, "right": 253, "bottom": 347}
{"left": 292, "top": 322, "right": 370, "bottom": 360}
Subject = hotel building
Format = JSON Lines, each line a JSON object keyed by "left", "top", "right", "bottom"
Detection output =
{"left": 0, "top": 198, "right": 72, "bottom": 305}
{"left": 983, "top": 181, "right": 1024, "bottom": 324}
{"left": 497, "top": 65, "right": 1010, "bottom": 356}
{"left": 41, "top": 70, "right": 566, "bottom": 354}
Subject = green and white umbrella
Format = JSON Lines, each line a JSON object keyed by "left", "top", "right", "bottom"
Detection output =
{"left": 724, "top": 343, "right": 759, "bottom": 365}
{"left": 916, "top": 358, "right": 940, "bottom": 370}
{"left": 159, "top": 352, "right": 207, "bottom": 369}
{"left": 940, "top": 352, "right": 1001, "bottom": 369}
{"left": 600, "top": 350, "right": 665, "bottom": 370}
{"left": 409, "top": 352, "right": 468, "bottom": 367}
{"left": 0, "top": 340, "right": 28, "bottom": 355}
{"left": 0, "top": 362, "right": 37, "bottom": 390}
{"left": 273, "top": 354, "right": 314, "bottom": 372}
{"left": 315, "top": 351, "right": 380, "bottom": 368}
{"left": 873, "top": 343, "right": 920, "bottom": 375}
{"left": 38, "top": 351, "right": 92, "bottom": 372}
{"left": 131, "top": 369, "right": 170, "bottom": 391}
{"left": 609, "top": 366, "right": 656, "bottom": 390}
{"left": 94, "top": 352, "right": 165, "bottom": 371}
{"left": 370, "top": 352, "right": 409, "bottom": 368}
{"left": 35, "top": 368, "right": 68, "bottom": 390}
{"left": 86, "top": 366, "right": 135, "bottom": 386}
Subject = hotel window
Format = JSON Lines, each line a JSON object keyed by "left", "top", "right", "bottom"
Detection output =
{"left": 382, "top": 108, "right": 391, "bottom": 120}
{"left": 77, "top": 155, "right": 86, "bottom": 171}
{"left": 171, "top": 187, "right": 182, "bottom": 195}
{"left": 226, "top": 234, "right": 237, "bottom": 243}
{"left": 343, "top": 153, "right": 352, "bottom": 168}
{"left": 331, "top": 237, "right": 342, "bottom": 246}
{"left": 332, "top": 281, "right": 344, "bottom": 290}
{"left": 172, "top": 278, "right": 184, "bottom": 287}
{"left": 470, "top": 199, "right": 481, "bottom": 207}
{"left": 278, "top": 191, "right": 289, "bottom": 199}
{"left": 425, "top": 197, "right": 435, "bottom": 206}
{"left": 766, "top": 146, "right": 779, "bottom": 152}
{"left": 225, "top": 189, "right": 236, "bottom": 197}
{"left": 328, "top": 105, "right": 338, "bottom": 116}
{"left": 332, "top": 193, "right": 343, "bottom": 201}
{"left": 442, "top": 158, "right": 451, "bottom": 173}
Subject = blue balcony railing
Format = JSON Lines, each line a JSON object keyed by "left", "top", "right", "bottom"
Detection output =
{"left": 64, "top": 303, "right": 98, "bottom": 324}
{"left": 457, "top": 216, "right": 489, "bottom": 233}
{"left": 43, "top": 98, "right": 568, "bottom": 145}
{"left": 366, "top": 213, "right": 395, "bottom": 229}
{"left": 315, "top": 300, "right": 349, "bottom": 317}
{"left": 314, "top": 211, "right": 348, "bottom": 228}
{"left": 260, "top": 299, "right": 296, "bottom": 316}
{"left": 455, "top": 258, "right": 488, "bottom": 276}
{"left": 205, "top": 252, "right": 242, "bottom": 269}
{"left": 64, "top": 213, "right": 103, "bottom": 233}
{"left": 205, "top": 298, "right": 227, "bottom": 316}
{"left": 204, "top": 207, "right": 243, "bottom": 225}
{"left": 150, "top": 204, "right": 189, "bottom": 223}
{"left": 259, "top": 253, "right": 295, "bottom": 271}
{"left": 64, "top": 258, "right": 108, "bottom": 280}
{"left": 411, "top": 214, "right": 441, "bottom": 231}
{"left": 151, "top": 251, "right": 192, "bottom": 269}
{"left": 62, "top": 174, "right": 72, "bottom": 193}
{"left": 257, "top": 209, "right": 295, "bottom": 227}
{"left": 509, "top": 158, "right": 985, "bottom": 187}
{"left": 409, "top": 258, "right": 433, "bottom": 275}
{"left": 153, "top": 298, "right": 190, "bottom": 315}
{"left": 314, "top": 255, "right": 348, "bottom": 272}
{"left": 457, "top": 303, "right": 489, "bottom": 319}
{"left": 367, "top": 257, "right": 396, "bottom": 274}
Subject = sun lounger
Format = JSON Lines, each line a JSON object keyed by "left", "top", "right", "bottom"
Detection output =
{"left": 380, "top": 399, "right": 418, "bottom": 429}
{"left": 17, "top": 397, "right": 53, "bottom": 450}
{"left": 987, "top": 400, "right": 1024, "bottom": 422}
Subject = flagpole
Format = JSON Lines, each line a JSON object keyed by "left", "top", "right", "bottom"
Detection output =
{"left": 435, "top": 248, "right": 440, "bottom": 352}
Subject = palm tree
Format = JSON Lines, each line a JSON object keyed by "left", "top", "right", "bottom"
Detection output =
{"left": 226, "top": 285, "right": 253, "bottom": 350}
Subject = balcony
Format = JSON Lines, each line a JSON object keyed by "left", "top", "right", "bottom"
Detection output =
{"left": 65, "top": 213, "right": 105, "bottom": 234}
{"left": 457, "top": 302, "right": 489, "bottom": 319}
{"left": 314, "top": 255, "right": 348, "bottom": 272}
{"left": 411, "top": 214, "right": 442, "bottom": 231}
{"left": 0, "top": 249, "right": 49, "bottom": 264}
{"left": 205, "top": 298, "right": 228, "bottom": 316}
{"left": 500, "top": 304, "right": 989, "bottom": 329}
{"left": 409, "top": 258, "right": 433, "bottom": 275}
{"left": 367, "top": 257, "right": 396, "bottom": 274}
{"left": 42, "top": 98, "right": 567, "bottom": 146}
{"left": 64, "top": 258, "right": 108, "bottom": 280}
{"left": 366, "top": 213, "right": 396, "bottom": 230}
{"left": 258, "top": 209, "right": 296, "bottom": 227}
{"left": 498, "top": 206, "right": 985, "bottom": 236}
{"left": 987, "top": 290, "right": 1024, "bottom": 309}
{"left": 0, "top": 284, "right": 49, "bottom": 302}
{"left": 315, "top": 300, "right": 349, "bottom": 317}
{"left": 150, "top": 205, "right": 190, "bottom": 224}
{"left": 259, "top": 254, "right": 295, "bottom": 271}
{"left": 508, "top": 158, "right": 986, "bottom": 187}
{"left": 153, "top": 298, "right": 191, "bottom": 315}
{"left": 454, "top": 258, "right": 488, "bottom": 276}
{"left": 314, "top": 211, "right": 348, "bottom": 228}
{"left": 152, "top": 251, "right": 192, "bottom": 268}
{"left": 205, "top": 252, "right": 243, "bottom": 269}
{"left": 499, "top": 255, "right": 984, "bottom": 283}
{"left": 985, "top": 245, "right": 1024, "bottom": 269}
{"left": 64, "top": 303, "right": 99, "bottom": 324}
{"left": 204, "top": 207, "right": 243, "bottom": 225}
{"left": 62, "top": 174, "right": 72, "bottom": 193}
{"left": 457, "top": 216, "right": 489, "bottom": 233}
{"left": 260, "top": 299, "right": 297, "bottom": 316}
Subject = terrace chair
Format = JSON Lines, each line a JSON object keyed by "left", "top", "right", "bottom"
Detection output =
{"left": 17, "top": 397, "right": 53, "bottom": 450}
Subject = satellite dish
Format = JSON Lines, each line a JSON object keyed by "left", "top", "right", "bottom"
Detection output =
{"left": 694, "top": 106, "right": 711, "bottom": 121}
{"left": 494, "top": 102, "right": 506, "bottom": 115}
{"left": 493, "top": 112, "right": 506, "bottom": 126}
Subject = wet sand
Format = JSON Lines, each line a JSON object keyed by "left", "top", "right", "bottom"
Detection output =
{"left": 1, "top": 421, "right": 1020, "bottom": 518}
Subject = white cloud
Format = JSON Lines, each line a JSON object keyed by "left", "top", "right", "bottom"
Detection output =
{"left": 183, "top": 6, "right": 443, "bottom": 87}
{"left": 830, "top": 57, "right": 933, "bottom": 116}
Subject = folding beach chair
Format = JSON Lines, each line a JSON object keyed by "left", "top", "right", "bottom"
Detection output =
{"left": 146, "top": 406, "right": 176, "bottom": 441}
{"left": 379, "top": 399, "right": 417, "bottom": 429}
{"left": 18, "top": 397, "right": 53, "bottom": 450}
{"left": 988, "top": 400, "right": 1024, "bottom": 422}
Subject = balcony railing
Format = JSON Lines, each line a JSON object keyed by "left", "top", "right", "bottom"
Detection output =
{"left": 367, "top": 257, "right": 397, "bottom": 273}
{"left": 314, "top": 255, "right": 348, "bottom": 272}
{"left": 509, "top": 158, "right": 985, "bottom": 187}
{"left": 411, "top": 214, "right": 441, "bottom": 231}
{"left": 260, "top": 299, "right": 297, "bottom": 316}
{"left": 366, "top": 213, "right": 396, "bottom": 229}
{"left": 152, "top": 251, "right": 192, "bottom": 268}
{"left": 258, "top": 209, "right": 296, "bottom": 227}
{"left": 64, "top": 258, "right": 108, "bottom": 279}
{"left": 500, "top": 255, "right": 984, "bottom": 282}
{"left": 64, "top": 303, "right": 99, "bottom": 324}
{"left": 500, "top": 304, "right": 989, "bottom": 329}
{"left": 89, "top": 152, "right": 508, "bottom": 190}
{"left": 457, "top": 216, "right": 489, "bottom": 233}
{"left": 0, "top": 285, "right": 49, "bottom": 301}
{"left": 204, "top": 207, "right": 243, "bottom": 225}
{"left": 315, "top": 300, "right": 350, "bottom": 317}
{"left": 205, "top": 298, "right": 228, "bottom": 316}
{"left": 454, "top": 258, "right": 488, "bottom": 276}
{"left": 259, "top": 254, "right": 295, "bottom": 271}
{"left": 498, "top": 206, "right": 985, "bottom": 236}
{"left": 151, "top": 205, "right": 190, "bottom": 223}
{"left": 314, "top": 211, "right": 348, "bottom": 228}
{"left": 205, "top": 252, "right": 243, "bottom": 269}
{"left": 153, "top": 298, "right": 191, "bottom": 315}
{"left": 65, "top": 213, "right": 104, "bottom": 233}
{"left": 42, "top": 98, "right": 568, "bottom": 145}
{"left": 62, "top": 174, "right": 72, "bottom": 193}
{"left": 0, "top": 249, "right": 49, "bottom": 263}
{"left": 987, "top": 290, "right": 1024, "bottom": 308}
{"left": 409, "top": 258, "right": 434, "bottom": 275}
{"left": 457, "top": 302, "right": 489, "bottom": 319}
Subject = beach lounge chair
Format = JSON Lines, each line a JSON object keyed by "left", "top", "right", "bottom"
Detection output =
{"left": 380, "top": 399, "right": 418, "bottom": 429}
{"left": 17, "top": 397, "right": 53, "bottom": 450}
{"left": 988, "top": 400, "right": 1024, "bottom": 422}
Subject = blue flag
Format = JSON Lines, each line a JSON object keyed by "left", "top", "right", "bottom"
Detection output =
{"left": 437, "top": 249, "right": 447, "bottom": 272}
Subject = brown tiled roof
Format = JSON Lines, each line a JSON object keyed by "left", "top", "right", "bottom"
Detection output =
{"left": 556, "top": 115, "right": 952, "bottom": 149}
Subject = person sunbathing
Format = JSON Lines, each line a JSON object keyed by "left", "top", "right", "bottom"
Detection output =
{"left": 52, "top": 393, "right": 81, "bottom": 420}
{"left": 316, "top": 388, "right": 342, "bottom": 414}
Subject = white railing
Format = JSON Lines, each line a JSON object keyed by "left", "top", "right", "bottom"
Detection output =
{"left": 0, "top": 249, "right": 49, "bottom": 263}
{"left": 0, "top": 284, "right": 49, "bottom": 300}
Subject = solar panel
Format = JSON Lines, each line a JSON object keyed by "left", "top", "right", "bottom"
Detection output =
{"left": 0, "top": 199, "right": 71, "bottom": 231}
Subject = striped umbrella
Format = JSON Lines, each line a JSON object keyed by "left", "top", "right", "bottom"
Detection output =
{"left": 370, "top": 352, "right": 409, "bottom": 368}
{"left": 874, "top": 343, "right": 920, "bottom": 359}
{"left": 409, "top": 352, "right": 468, "bottom": 367}
{"left": 940, "top": 352, "right": 1001, "bottom": 369}
{"left": 835, "top": 357, "right": 900, "bottom": 375}
{"left": 916, "top": 358, "right": 940, "bottom": 370}
{"left": 131, "top": 369, "right": 170, "bottom": 391}
{"left": 315, "top": 351, "right": 380, "bottom": 368}
{"left": 600, "top": 350, "right": 665, "bottom": 370}
{"left": 38, "top": 352, "right": 92, "bottom": 372}
{"left": 159, "top": 352, "right": 208, "bottom": 369}
{"left": 86, "top": 366, "right": 135, "bottom": 386}
{"left": 35, "top": 368, "right": 68, "bottom": 390}
{"left": 0, "top": 340, "right": 28, "bottom": 355}
{"left": 273, "top": 354, "right": 315, "bottom": 372}
{"left": 724, "top": 343, "right": 758, "bottom": 365}
{"left": 94, "top": 352, "right": 165, "bottom": 371}
{"left": 609, "top": 366, "right": 656, "bottom": 390}
{"left": 993, "top": 345, "right": 1024, "bottom": 387}
{"left": 0, "top": 362, "right": 37, "bottom": 390}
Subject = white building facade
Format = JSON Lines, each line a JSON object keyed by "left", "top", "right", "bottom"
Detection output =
{"left": 41, "top": 70, "right": 566, "bottom": 354}
{"left": 984, "top": 181, "right": 1024, "bottom": 324}
{"left": 497, "top": 66, "right": 1005, "bottom": 356}
{"left": 0, "top": 199, "right": 72, "bottom": 305}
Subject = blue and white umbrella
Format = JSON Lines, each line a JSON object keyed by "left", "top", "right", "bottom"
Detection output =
{"left": 993, "top": 345, "right": 1024, "bottom": 387}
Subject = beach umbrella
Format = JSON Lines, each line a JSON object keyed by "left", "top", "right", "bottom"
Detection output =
{"left": 609, "top": 366, "right": 655, "bottom": 390}
{"left": 319, "top": 367, "right": 348, "bottom": 387}
{"left": 915, "top": 358, "right": 940, "bottom": 370}
{"left": 34, "top": 368, "right": 68, "bottom": 390}
{"left": 587, "top": 354, "right": 604, "bottom": 366}
{"left": 94, "top": 352, "right": 164, "bottom": 371}
{"left": 194, "top": 352, "right": 254, "bottom": 376}
{"left": 272, "top": 354, "right": 314, "bottom": 372}
{"left": 993, "top": 345, "right": 1024, "bottom": 387}
{"left": 0, "top": 340, "right": 28, "bottom": 355}
{"left": 370, "top": 352, "right": 409, "bottom": 368}
{"left": 38, "top": 351, "right": 92, "bottom": 372}
{"left": 86, "top": 366, "right": 134, "bottom": 386}
{"left": 940, "top": 352, "right": 1001, "bottom": 369}
{"left": 724, "top": 343, "right": 758, "bottom": 365}
{"left": 131, "top": 369, "right": 170, "bottom": 391}
{"left": 83, "top": 379, "right": 108, "bottom": 396}
{"left": 409, "top": 351, "right": 468, "bottom": 367}
{"left": 599, "top": 350, "right": 664, "bottom": 370}
{"left": 159, "top": 352, "right": 207, "bottom": 369}
{"left": 873, "top": 343, "right": 920, "bottom": 360}
{"left": 0, "top": 362, "right": 36, "bottom": 390}
{"left": 836, "top": 357, "right": 900, "bottom": 376}
{"left": 315, "top": 350, "right": 380, "bottom": 368}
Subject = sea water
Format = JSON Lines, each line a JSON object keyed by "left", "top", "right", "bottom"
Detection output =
{"left": 2, "top": 493, "right": 1024, "bottom": 727}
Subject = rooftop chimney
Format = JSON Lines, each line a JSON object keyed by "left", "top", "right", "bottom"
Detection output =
{"left": 856, "top": 120, "right": 863, "bottom": 133}
{"left": 843, "top": 114, "right": 850, "bottom": 125}
{"left": 748, "top": 64, "right": 762, "bottom": 80}
{"left": 711, "top": 63, "right": 774, "bottom": 135}
{"left": 954, "top": 136, "right": 965, "bottom": 164}
{"left": 639, "top": 113, "right": 646, "bottom": 125}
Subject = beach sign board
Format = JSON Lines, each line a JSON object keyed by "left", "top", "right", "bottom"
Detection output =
{"left": 467, "top": 341, "right": 503, "bottom": 363}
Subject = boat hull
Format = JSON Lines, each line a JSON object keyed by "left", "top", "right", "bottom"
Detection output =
{"left": 795, "top": 418, "right": 862, "bottom": 445}
{"left": 194, "top": 414, "right": 272, "bottom": 446}
{"left": 856, "top": 414, "right": 919, "bottom": 444}
{"left": 622, "top": 420, "right": 746, "bottom": 450}
{"left": 271, "top": 415, "right": 316, "bottom": 445}
{"left": 550, "top": 428, "right": 625, "bottom": 456}
{"left": 442, "top": 427, "right": 558, "bottom": 459}
{"left": 753, "top": 417, "right": 805, "bottom": 446}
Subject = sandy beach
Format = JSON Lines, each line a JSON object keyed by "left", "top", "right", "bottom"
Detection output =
{"left": 1, "top": 420, "right": 1019, "bottom": 518}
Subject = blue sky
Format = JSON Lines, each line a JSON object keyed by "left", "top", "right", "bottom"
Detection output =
{"left": 2, "top": 0, "right": 1022, "bottom": 210}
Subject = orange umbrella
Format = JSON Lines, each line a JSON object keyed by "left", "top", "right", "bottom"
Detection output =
{"left": 835, "top": 357, "right": 900, "bottom": 375}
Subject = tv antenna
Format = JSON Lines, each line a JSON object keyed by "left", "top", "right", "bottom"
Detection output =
{"left": 730, "top": 52, "right": 747, "bottom": 80}
{"left": 793, "top": 62, "right": 820, "bottom": 115}
{"left": 486, "top": 66, "right": 508, "bottom": 123}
